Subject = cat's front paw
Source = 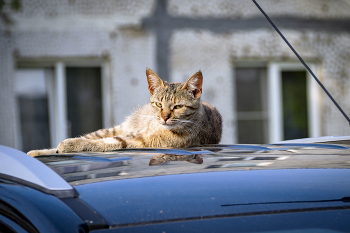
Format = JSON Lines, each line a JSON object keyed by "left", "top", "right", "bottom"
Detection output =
{"left": 27, "top": 150, "right": 40, "bottom": 157}
{"left": 57, "top": 138, "right": 88, "bottom": 153}
{"left": 28, "top": 148, "right": 57, "bottom": 157}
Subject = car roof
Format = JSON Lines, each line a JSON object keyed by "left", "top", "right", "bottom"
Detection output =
{"left": 2, "top": 137, "right": 350, "bottom": 194}
{"left": 35, "top": 141, "right": 350, "bottom": 186}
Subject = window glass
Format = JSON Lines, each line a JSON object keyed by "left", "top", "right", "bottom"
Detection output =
{"left": 15, "top": 69, "right": 50, "bottom": 152}
{"left": 66, "top": 67, "right": 103, "bottom": 138}
{"left": 236, "top": 68, "right": 263, "bottom": 112}
{"left": 282, "top": 71, "right": 308, "bottom": 140}
{"left": 237, "top": 120, "right": 265, "bottom": 144}
{"left": 235, "top": 68, "right": 268, "bottom": 144}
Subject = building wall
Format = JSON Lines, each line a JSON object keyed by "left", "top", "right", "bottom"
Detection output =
{"left": 0, "top": 32, "right": 17, "bottom": 148}
{"left": 1, "top": 0, "right": 350, "bottom": 149}
{"left": 168, "top": 0, "right": 350, "bottom": 19}
{"left": 110, "top": 28, "right": 157, "bottom": 125}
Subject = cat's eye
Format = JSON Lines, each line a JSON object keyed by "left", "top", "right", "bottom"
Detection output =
{"left": 156, "top": 102, "right": 162, "bottom": 108}
{"left": 174, "top": 105, "right": 183, "bottom": 109}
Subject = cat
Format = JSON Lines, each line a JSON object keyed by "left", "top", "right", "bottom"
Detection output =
{"left": 27, "top": 68, "right": 222, "bottom": 157}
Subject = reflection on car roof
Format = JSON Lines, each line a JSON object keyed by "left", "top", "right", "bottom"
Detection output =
{"left": 35, "top": 143, "right": 350, "bottom": 186}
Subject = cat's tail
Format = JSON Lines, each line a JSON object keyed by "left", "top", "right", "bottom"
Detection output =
{"left": 27, "top": 148, "right": 57, "bottom": 157}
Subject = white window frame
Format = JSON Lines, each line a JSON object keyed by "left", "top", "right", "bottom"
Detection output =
{"left": 16, "top": 59, "right": 112, "bottom": 148}
{"left": 267, "top": 62, "right": 321, "bottom": 143}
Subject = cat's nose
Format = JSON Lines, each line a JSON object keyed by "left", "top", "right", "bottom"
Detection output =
{"left": 162, "top": 115, "right": 170, "bottom": 122}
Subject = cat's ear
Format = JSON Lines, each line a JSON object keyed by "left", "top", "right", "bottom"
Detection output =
{"left": 182, "top": 70, "right": 203, "bottom": 98}
{"left": 146, "top": 68, "right": 164, "bottom": 95}
{"left": 149, "top": 155, "right": 165, "bottom": 166}
{"left": 149, "top": 158, "right": 162, "bottom": 166}
{"left": 187, "top": 155, "right": 203, "bottom": 164}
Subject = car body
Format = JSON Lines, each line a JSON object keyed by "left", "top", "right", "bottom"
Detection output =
{"left": 1, "top": 136, "right": 350, "bottom": 232}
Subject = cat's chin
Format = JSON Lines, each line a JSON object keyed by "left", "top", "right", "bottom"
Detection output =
{"left": 160, "top": 123, "right": 178, "bottom": 130}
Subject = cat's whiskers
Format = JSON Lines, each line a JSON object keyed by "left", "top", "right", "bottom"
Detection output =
{"left": 179, "top": 120, "right": 194, "bottom": 124}
{"left": 159, "top": 119, "right": 195, "bottom": 130}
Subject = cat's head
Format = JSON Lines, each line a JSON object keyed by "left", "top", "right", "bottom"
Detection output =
{"left": 146, "top": 68, "right": 203, "bottom": 130}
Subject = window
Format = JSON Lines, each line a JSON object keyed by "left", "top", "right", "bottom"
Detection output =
{"left": 268, "top": 62, "right": 320, "bottom": 143}
{"left": 282, "top": 71, "right": 308, "bottom": 140}
{"left": 15, "top": 69, "right": 51, "bottom": 152}
{"left": 66, "top": 67, "right": 103, "bottom": 138}
{"left": 234, "top": 62, "right": 320, "bottom": 144}
{"left": 15, "top": 61, "right": 111, "bottom": 151}
{"left": 235, "top": 67, "right": 268, "bottom": 144}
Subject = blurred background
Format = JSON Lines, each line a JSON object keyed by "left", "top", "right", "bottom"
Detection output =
{"left": 1, "top": 0, "right": 350, "bottom": 152}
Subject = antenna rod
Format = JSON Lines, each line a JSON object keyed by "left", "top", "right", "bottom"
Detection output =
{"left": 252, "top": 0, "right": 350, "bottom": 125}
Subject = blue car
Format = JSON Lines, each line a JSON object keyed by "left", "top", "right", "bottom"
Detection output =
{"left": 1, "top": 136, "right": 350, "bottom": 232}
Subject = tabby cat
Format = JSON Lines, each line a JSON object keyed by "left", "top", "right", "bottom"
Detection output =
{"left": 27, "top": 68, "right": 222, "bottom": 157}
